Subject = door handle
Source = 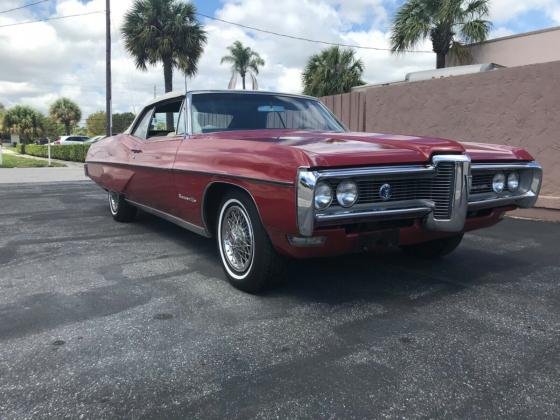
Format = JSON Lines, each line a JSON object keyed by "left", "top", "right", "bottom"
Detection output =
{"left": 131, "top": 149, "right": 142, "bottom": 154}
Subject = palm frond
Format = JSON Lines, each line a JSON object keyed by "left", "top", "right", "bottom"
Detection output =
{"left": 220, "top": 40, "right": 265, "bottom": 89}
{"left": 227, "top": 71, "right": 238, "bottom": 89}
{"left": 460, "top": 19, "right": 491, "bottom": 43}
{"left": 121, "top": 0, "right": 207, "bottom": 84}
{"left": 391, "top": 0, "right": 491, "bottom": 60}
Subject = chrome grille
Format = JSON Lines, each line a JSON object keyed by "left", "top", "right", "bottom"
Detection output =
{"left": 326, "top": 162, "right": 456, "bottom": 220}
{"left": 470, "top": 172, "right": 495, "bottom": 194}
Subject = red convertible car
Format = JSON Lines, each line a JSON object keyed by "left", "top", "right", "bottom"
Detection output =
{"left": 86, "top": 90, "right": 542, "bottom": 292}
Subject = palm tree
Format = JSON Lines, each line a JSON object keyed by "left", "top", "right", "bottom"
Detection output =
{"left": 3, "top": 105, "right": 44, "bottom": 143}
{"left": 391, "top": 0, "right": 491, "bottom": 69}
{"left": 122, "top": 0, "right": 207, "bottom": 93}
{"left": 221, "top": 41, "right": 265, "bottom": 90}
{"left": 49, "top": 98, "right": 82, "bottom": 135}
{"left": 302, "top": 46, "right": 365, "bottom": 97}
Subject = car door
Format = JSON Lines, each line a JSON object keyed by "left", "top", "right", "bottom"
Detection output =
{"left": 123, "top": 98, "right": 183, "bottom": 214}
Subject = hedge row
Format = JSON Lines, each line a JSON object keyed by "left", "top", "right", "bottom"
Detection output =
{"left": 19, "top": 144, "right": 91, "bottom": 162}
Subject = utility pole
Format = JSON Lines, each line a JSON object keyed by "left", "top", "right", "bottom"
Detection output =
{"left": 105, "top": 0, "right": 112, "bottom": 137}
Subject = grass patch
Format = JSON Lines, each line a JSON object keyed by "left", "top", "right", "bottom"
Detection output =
{"left": 0, "top": 154, "right": 65, "bottom": 168}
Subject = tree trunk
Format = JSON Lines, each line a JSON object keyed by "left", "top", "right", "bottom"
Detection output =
{"left": 163, "top": 59, "right": 174, "bottom": 131}
{"left": 65, "top": 122, "right": 70, "bottom": 135}
{"left": 163, "top": 59, "right": 173, "bottom": 93}
{"left": 436, "top": 52, "right": 446, "bottom": 69}
{"left": 241, "top": 74, "right": 246, "bottom": 90}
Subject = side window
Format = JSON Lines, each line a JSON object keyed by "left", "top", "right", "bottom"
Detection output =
{"left": 132, "top": 108, "right": 153, "bottom": 140}
{"left": 148, "top": 99, "right": 182, "bottom": 138}
{"left": 176, "top": 100, "right": 187, "bottom": 135}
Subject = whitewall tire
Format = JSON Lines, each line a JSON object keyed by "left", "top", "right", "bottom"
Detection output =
{"left": 216, "top": 191, "right": 284, "bottom": 293}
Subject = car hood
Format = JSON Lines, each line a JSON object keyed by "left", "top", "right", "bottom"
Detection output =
{"left": 278, "top": 131, "right": 467, "bottom": 167}
{"left": 202, "top": 130, "right": 533, "bottom": 169}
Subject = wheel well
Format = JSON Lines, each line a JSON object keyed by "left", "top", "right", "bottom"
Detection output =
{"left": 203, "top": 182, "right": 257, "bottom": 236}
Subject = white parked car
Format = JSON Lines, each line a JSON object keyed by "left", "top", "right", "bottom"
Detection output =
{"left": 54, "top": 135, "right": 90, "bottom": 145}
{"left": 85, "top": 135, "right": 106, "bottom": 144}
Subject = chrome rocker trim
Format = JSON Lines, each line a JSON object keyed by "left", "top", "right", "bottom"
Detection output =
{"left": 125, "top": 199, "right": 211, "bottom": 238}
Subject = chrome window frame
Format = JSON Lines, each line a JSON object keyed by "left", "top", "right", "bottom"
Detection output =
{"left": 186, "top": 91, "right": 346, "bottom": 136}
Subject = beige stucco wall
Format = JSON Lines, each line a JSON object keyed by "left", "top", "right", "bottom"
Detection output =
{"left": 320, "top": 61, "right": 560, "bottom": 209}
{"left": 447, "top": 27, "right": 560, "bottom": 67}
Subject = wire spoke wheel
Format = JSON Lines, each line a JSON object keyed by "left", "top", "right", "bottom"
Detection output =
{"left": 220, "top": 204, "right": 255, "bottom": 273}
{"left": 109, "top": 191, "right": 119, "bottom": 214}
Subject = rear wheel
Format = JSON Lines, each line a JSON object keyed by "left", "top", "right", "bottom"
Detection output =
{"left": 400, "top": 233, "right": 463, "bottom": 259}
{"left": 108, "top": 191, "right": 137, "bottom": 222}
{"left": 217, "top": 191, "right": 284, "bottom": 293}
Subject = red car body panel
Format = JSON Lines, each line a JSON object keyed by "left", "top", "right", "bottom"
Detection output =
{"left": 86, "top": 128, "right": 534, "bottom": 258}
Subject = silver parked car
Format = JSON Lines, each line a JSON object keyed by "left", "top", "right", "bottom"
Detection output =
{"left": 55, "top": 135, "right": 90, "bottom": 145}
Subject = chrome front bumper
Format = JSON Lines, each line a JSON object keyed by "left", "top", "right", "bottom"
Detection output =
{"left": 296, "top": 157, "right": 542, "bottom": 237}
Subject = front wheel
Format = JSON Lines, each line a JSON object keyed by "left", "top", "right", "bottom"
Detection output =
{"left": 217, "top": 191, "right": 284, "bottom": 293}
{"left": 400, "top": 233, "right": 464, "bottom": 259}
{"left": 108, "top": 191, "right": 137, "bottom": 222}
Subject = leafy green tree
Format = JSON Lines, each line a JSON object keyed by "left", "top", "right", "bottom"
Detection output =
{"left": 49, "top": 98, "right": 82, "bottom": 135}
{"left": 0, "top": 103, "right": 5, "bottom": 139}
{"left": 74, "top": 126, "right": 88, "bottom": 136}
{"left": 86, "top": 111, "right": 136, "bottom": 136}
{"left": 3, "top": 105, "right": 44, "bottom": 143}
{"left": 113, "top": 112, "right": 136, "bottom": 134}
{"left": 122, "top": 0, "right": 207, "bottom": 93}
{"left": 221, "top": 41, "right": 265, "bottom": 90}
{"left": 391, "top": 0, "right": 491, "bottom": 68}
{"left": 86, "top": 111, "right": 107, "bottom": 136}
{"left": 41, "top": 116, "right": 65, "bottom": 140}
{"left": 302, "top": 46, "right": 365, "bottom": 97}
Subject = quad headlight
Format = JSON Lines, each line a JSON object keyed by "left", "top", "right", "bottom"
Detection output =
{"left": 314, "top": 182, "right": 333, "bottom": 210}
{"left": 507, "top": 172, "right": 519, "bottom": 191}
{"left": 336, "top": 180, "right": 358, "bottom": 207}
{"left": 492, "top": 173, "right": 505, "bottom": 193}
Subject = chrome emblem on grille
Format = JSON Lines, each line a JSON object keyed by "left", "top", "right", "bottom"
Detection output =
{"left": 379, "top": 183, "right": 392, "bottom": 201}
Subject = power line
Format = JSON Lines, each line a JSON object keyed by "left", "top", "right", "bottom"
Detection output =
{"left": 0, "top": 10, "right": 104, "bottom": 28}
{"left": 0, "top": 0, "right": 50, "bottom": 14}
{"left": 196, "top": 12, "right": 433, "bottom": 54}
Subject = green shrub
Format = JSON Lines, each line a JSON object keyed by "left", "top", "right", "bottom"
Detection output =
{"left": 16, "top": 144, "right": 25, "bottom": 154}
{"left": 24, "top": 144, "right": 90, "bottom": 162}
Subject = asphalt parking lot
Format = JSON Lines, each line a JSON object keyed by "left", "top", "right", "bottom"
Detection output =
{"left": 1, "top": 181, "right": 559, "bottom": 419}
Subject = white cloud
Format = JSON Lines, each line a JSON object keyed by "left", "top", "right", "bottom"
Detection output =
{"left": 3, "top": 0, "right": 555, "bottom": 123}
{"left": 489, "top": 0, "right": 560, "bottom": 24}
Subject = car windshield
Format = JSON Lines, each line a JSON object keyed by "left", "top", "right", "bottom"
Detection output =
{"left": 191, "top": 93, "right": 345, "bottom": 134}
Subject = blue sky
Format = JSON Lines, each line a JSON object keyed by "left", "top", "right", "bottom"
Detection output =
{"left": 1, "top": 0, "right": 560, "bottom": 117}
{"left": 189, "top": 0, "right": 559, "bottom": 33}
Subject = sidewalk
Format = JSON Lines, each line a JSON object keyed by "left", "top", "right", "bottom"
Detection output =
{"left": 0, "top": 167, "right": 88, "bottom": 183}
